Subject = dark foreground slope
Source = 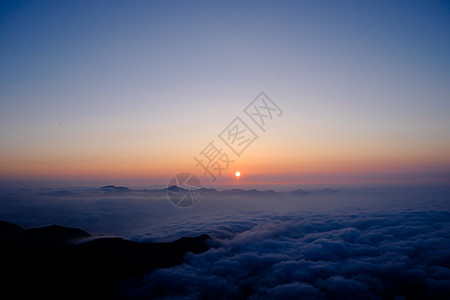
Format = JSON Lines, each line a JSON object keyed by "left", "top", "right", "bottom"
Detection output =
{"left": 0, "top": 221, "right": 210, "bottom": 299}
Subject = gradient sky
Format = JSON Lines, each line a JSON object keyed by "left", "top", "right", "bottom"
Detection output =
{"left": 1, "top": 0, "right": 449, "bottom": 187}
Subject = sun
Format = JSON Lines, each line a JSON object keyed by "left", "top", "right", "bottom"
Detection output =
{"left": 235, "top": 171, "right": 241, "bottom": 178}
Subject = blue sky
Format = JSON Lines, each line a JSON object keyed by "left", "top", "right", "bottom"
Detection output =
{"left": 0, "top": 1, "right": 449, "bottom": 186}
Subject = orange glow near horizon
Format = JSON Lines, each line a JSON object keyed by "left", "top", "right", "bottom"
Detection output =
{"left": 1, "top": 149, "right": 449, "bottom": 182}
{"left": 1, "top": 131, "right": 449, "bottom": 186}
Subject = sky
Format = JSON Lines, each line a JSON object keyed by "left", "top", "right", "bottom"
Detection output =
{"left": 1, "top": 0, "right": 449, "bottom": 188}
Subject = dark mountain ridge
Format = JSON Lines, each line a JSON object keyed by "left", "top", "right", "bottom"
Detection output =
{"left": 0, "top": 221, "right": 211, "bottom": 299}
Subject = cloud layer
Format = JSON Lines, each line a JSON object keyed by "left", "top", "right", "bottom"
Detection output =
{"left": 1, "top": 185, "right": 449, "bottom": 241}
{"left": 122, "top": 211, "right": 450, "bottom": 299}
{"left": 1, "top": 185, "right": 449, "bottom": 298}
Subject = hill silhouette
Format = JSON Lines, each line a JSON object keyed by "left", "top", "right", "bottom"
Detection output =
{"left": 100, "top": 185, "right": 132, "bottom": 193}
{"left": 0, "top": 221, "right": 211, "bottom": 299}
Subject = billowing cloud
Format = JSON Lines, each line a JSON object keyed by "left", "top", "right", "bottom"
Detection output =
{"left": 1, "top": 186, "right": 450, "bottom": 298}
{"left": 121, "top": 211, "right": 450, "bottom": 299}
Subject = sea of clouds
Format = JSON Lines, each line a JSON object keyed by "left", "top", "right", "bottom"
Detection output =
{"left": 122, "top": 210, "right": 450, "bottom": 299}
{"left": 1, "top": 185, "right": 449, "bottom": 299}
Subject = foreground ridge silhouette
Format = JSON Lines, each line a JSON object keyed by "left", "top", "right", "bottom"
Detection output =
{"left": 0, "top": 221, "right": 211, "bottom": 299}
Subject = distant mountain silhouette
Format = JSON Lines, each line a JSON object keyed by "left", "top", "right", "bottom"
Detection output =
{"left": 160, "top": 185, "right": 216, "bottom": 193}
{"left": 163, "top": 185, "right": 188, "bottom": 192}
{"left": 197, "top": 187, "right": 219, "bottom": 197}
{"left": 100, "top": 185, "right": 131, "bottom": 193}
{"left": 285, "top": 189, "right": 311, "bottom": 196}
{"left": 1, "top": 221, "right": 211, "bottom": 299}
{"left": 141, "top": 185, "right": 341, "bottom": 198}
{"left": 145, "top": 185, "right": 344, "bottom": 198}
{"left": 220, "top": 189, "right": 279, "bottom": 197}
